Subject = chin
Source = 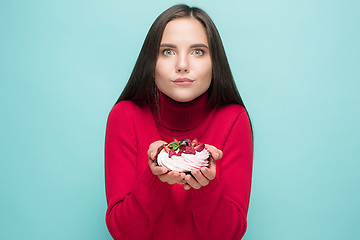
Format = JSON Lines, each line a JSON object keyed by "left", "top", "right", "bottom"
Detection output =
{"left": 160, "top": 88, "right": 206, "bottom": 103}
{"left": 172, "top": 96, "right": 196, "bottom": 103}
{"left": 172, "top": 90, "right": 208, "bottom": 102}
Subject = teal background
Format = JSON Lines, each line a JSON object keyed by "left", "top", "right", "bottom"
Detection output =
{"left": 1, "top": 0, "right": 359, "bottom": 239}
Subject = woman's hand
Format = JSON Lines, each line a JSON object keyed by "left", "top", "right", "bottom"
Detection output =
{"left": 147, "top": 140, "right": 187, "bottom": 185}
{"left": 183, "top": 144, "right": 223, "bottom": 190}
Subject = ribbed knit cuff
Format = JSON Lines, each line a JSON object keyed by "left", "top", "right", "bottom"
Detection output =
{"left": 138, "top": 165, "right": 171, "bottom": 195}
{"left": 188, "top": 177, "right": 222, "bottom": 199}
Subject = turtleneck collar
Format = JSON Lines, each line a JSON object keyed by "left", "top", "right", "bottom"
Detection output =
{"left": 152, "top": 91, "right": 210, "bottom": 131}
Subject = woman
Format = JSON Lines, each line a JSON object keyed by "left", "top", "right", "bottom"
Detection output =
{"left": 105, "top": 4, "right": 253, "bottom": 240}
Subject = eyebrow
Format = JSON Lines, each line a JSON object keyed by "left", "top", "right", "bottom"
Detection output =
{"left": 159, "top": 43, "right": 209, "bottom": 49}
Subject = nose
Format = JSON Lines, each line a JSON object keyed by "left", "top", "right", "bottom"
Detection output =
{"left": 176, "top": 54, "right": 189, "bottom": 73}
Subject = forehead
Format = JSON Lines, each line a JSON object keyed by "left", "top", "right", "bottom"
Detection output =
{"left": 161, "top": 18, "right": 208, "bottom": 45}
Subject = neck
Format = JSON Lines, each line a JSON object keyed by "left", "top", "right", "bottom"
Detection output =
{"left": 152, "top": 91, "right": 210, "bottom": 131}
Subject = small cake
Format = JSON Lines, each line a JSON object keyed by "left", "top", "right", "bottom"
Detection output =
{"left": 156, "top": 139, "right": 210, "bottom": 172}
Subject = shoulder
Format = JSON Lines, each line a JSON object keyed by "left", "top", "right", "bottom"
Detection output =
{"left": 106, "top": 100, "right": 160, "bottom": 149}
{"left": 215, "top": 104, "right": 248, "bottom": 120}
{"left": 107, "top": 100, "right": 152, "bottom": 127}
{"left": 213, "top": 104, "right": 251, "bottom": 132}
{"left": 208, "top": 104, "right": 252, "bottom": 149}
{"left": 110, "top": 100, "right": 145, "bottom": 113}
{"left": 109, "top": 100, "right": 149, "bottom": 119}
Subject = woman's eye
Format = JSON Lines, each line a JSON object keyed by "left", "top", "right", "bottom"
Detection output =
{"left": 192, "top": 49, "right": 204, "bottom": 56}
{"left": 162, "top": 49, "right": 175, "bottom": 56}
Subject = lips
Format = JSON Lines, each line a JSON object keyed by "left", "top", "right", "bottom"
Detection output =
{"left": 172, "top": 78, "right": 194, "bottom": 86}
{"left": 173, "top": 77, "right": 194, "bottom": 83}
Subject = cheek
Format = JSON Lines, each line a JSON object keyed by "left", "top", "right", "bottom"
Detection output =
{"left": 206, "top": 64, "right": 212, "bottom": 78}
{"left": 155, "top": 59, "right": 171, "bottom": 79}
{"left": 199, "top": 60, "right": 212, "bottom": 81}
{"left": 154, "top": 62, "right": 162, "bottom": 79}
{"left": 155, "top": 62, "right": 168, "bottom": 90}
{"left": 202, "top": 63, "right": 212, "bottom": 89}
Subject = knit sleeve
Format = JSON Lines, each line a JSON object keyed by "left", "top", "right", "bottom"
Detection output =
{"left": 105, "top": 102, "right": 171, "bottom": 240}
{"left": 188, "top": 110, "right": 253, "bottom": 240}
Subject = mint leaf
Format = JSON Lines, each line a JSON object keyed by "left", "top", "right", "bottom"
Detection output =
{"left": 168, "top": 141, "right": 179, "bottom": 150}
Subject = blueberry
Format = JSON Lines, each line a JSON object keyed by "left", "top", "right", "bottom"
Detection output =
{"left": 179, "top": 139, "right": 189, "bottom": 146}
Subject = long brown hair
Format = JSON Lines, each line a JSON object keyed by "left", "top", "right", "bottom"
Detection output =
{"left": 115, "top": 4, "right": 246, "bottom": 109}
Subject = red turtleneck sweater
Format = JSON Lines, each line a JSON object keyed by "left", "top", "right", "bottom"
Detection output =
{"left": 105, "top": 92, "right": 253, "bottom": 240}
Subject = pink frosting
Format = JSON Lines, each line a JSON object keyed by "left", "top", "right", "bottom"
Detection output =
{"left": 157, "top": 148, "right": 210, "bottom": 172}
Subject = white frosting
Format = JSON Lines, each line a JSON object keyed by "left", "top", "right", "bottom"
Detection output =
{"left": 157, "top": 148, "right": 210, "bottom": 172}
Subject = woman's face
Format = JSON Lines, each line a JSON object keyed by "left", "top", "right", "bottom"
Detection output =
{"left": 155, "top": 18, "right": 212, "bottom": 102}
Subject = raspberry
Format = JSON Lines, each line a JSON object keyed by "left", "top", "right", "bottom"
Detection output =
{"left": 179, "top": 144, "right": 186, "bottom": 151}
{"left": 177, "top": 149, "right": 183, "bottom": 156}
{"left": 183, "top": 145, "right": 196, "bottom": 154}
{"left": 166, "top": 138, "right": 205, "bottom": 156}
{"left": 168, "top": 149, "right": 177, "bottom": 158}
{"left": 191, "top": 138, "right": 199, "bottom": 146}
{"left": 194, "top": 143, "right": 205, "bottom": 152}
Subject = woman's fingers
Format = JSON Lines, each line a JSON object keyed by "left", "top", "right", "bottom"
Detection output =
{"left": 200, "top": 157, "right": 216, "bottom": 180}
{"left": 147, "top": 141, "right": 187, "bottom": 185}
{"left": 149, "top": 159, "right": 169, "bottom": 175}
{"left": 184, "top": 157, "right": 217, "bottom": 190}
{"left": 191, "top": 169, "right": 210, "bottom": 186}
{"left": 158, "top": 170, "right": 186, "bottom": 185}
{"left": 148, "top": 140, "right": 169, "bottom": 175}
{"left": 205, "top": 144, "right": 223, "bottom": 160}
{"left": 148, "top": 140, "right": 167, "bottom": 160}
{"left": 185, "top": 174, "right": 202, "bottom": 189}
